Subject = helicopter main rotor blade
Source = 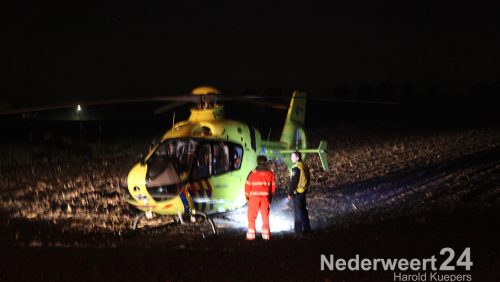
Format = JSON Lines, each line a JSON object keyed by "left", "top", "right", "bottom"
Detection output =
{"left": 231, "top": 99, "right": 288, "bottom": 110}
{"left": 247, "top": 95, "right": 399, "bottom": 105}
{"left": 217, "top": 96, "right": 288, "bottom": 110}
{"left": 221, "top": 94, "right": 399, "bottom": 105}
{"left": 307, "top": 97, "right": 399, "bottom": 105}
{"left": 0, "top": 90, "right": 399, "bottom": 117}
{"left": 153, "top": 102, "right": 189, "bottom": 115}
{"left": 0, "top": 96, "right": 197, "bottom": 116}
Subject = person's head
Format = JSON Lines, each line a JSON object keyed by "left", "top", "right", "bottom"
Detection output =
{"left": 291, "top": 151, "right": 302, "bottom": 164}
{"left": 257, "top": 155, "right": 268, "bottom": 166}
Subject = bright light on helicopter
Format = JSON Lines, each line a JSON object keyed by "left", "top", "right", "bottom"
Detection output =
{"left": 76, "top": 105, "right": 82, "bottom": 112}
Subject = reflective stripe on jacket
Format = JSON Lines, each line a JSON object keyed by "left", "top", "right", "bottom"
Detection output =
{"left": 245, "top": 169, "right": 276, "bottom": 198}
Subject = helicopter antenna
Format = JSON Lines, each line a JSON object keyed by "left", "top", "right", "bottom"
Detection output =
{"left": 265, "top": 128, "right": 272, "bottom": 149}
{"left": 172, "top": 111, "right": 176, "bottom": 128}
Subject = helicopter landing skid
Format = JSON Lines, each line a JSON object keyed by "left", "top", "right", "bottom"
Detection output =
{"left": 130, "top": 210, "right": 218, "bottom": 238}
{"left": 178, "top": 211, "right": 186, "bottom": 225}
{"left": 131, "top": 212, "right": 145, "bottom": 230}
{"left": 192, "top": 211, "right": 218, "bottom": 238}
{"left": 131, "top": 211, "right": 153, "bottom": 230}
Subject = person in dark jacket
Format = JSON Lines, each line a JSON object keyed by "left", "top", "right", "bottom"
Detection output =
{"left": 287, "top": 151, "right": 311, "bottom": 234}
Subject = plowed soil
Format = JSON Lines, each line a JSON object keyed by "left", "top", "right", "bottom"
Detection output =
{"left": 1, "top": 124, "right": 499, "bottom": 281}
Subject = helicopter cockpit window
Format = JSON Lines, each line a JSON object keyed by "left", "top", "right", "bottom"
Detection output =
{"left": 146, "top": 139, "right": 199, "bottom": 186}
{"left": 147, "top": 139, "right": 243, "bottom": 183}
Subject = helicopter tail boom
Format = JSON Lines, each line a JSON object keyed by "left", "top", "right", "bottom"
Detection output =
{"left": 261, "top": 89, "right": 330, "bottom": 171}
{"left": 279, "top": 140, "right": 329, "bottom": 171}
{"left": 280, "top": 90, "right": 307, "bottom": 149}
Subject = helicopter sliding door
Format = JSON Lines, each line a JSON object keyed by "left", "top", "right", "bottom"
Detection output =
{"left": 190, "top": 141, "right": 243, "bottom": 181}
{"left": 192, "top": 143, "right": 212, "bottom": 180}
{"left": 188, "top": 140, "right": 244, "bottom": 212}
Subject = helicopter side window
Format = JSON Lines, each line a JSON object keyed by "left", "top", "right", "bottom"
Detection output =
{"left": 213, "top": 142, "right": 230, "bottom": 175}
{"left": 231, "top": 146, "right": 243, "bottom": 170}
{"left": 189, "top": 141, "right": 243, "bottom": 179}
{"left": 191, "top": 143, "right": 212, "bottom": 180}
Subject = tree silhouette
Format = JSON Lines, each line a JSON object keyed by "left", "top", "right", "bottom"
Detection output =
{"left": 466, "top": 82, "right": 491, "bottom": 100}
{"left": 425, "top": 83, "right": 446, "bottom": 103}
{"left": 357, "top": 83, "right": 375, "bottom": 100}
{"left": 333, "top": 84, "right": 352, "bottom": 99}
{"left": 375, "top": 81, "right": 396, "bottom": 101}
{"left": 400, "top": 83, "right": 416, "bottom": 103}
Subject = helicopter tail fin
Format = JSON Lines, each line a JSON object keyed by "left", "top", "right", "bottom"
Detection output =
{"left": 280, "top": 90, "right": 307, "bottom": 149}
{"left": 318, "top": 140, "right": 329, "bottom": 171}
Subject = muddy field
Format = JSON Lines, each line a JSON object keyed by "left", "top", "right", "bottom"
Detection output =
{"left": 1, "top": 124, "right": 499, "bottom": 281}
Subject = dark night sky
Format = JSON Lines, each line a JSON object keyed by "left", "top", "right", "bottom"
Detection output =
{"left": 2, "top": 1, "right": 500, "bottom": 106}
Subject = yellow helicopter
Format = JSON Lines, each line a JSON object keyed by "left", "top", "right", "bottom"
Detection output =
{"left": 120, "top": 86, "right": 329, "bottom": 232}
{"left": 0, "top": 85, "right": 329, "bottom": 234}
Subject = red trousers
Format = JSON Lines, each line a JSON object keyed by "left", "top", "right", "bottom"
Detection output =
{"left": 247, "top": 196, "right": 270, "bottom": 238}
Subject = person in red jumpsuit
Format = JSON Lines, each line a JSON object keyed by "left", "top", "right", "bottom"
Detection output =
{"left": 245, "top": 155, "right": 276, "bottom": 240}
